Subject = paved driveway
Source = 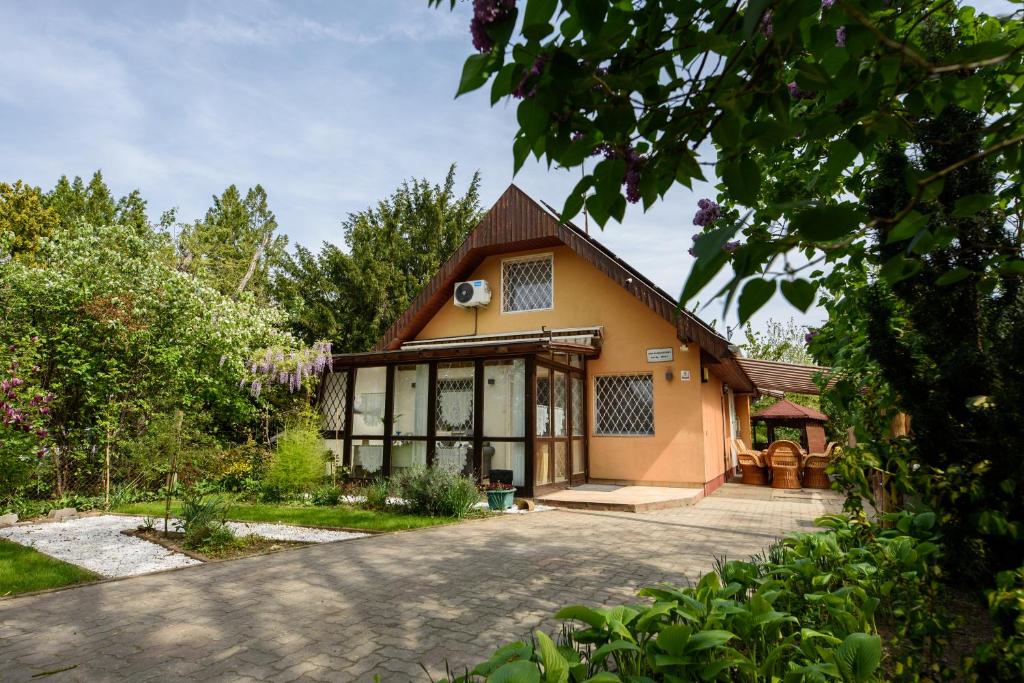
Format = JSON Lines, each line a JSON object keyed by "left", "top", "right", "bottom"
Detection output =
{"left": 0, "top": 485, "right": 843, "bottom": 682}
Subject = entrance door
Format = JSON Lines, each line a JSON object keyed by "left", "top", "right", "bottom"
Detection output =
{"left": 534, "top": 364, "right": 570, "bottom": 492}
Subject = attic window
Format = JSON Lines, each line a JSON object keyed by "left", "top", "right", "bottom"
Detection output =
{"left": 502, "top": 254, "right": 553, "bottom": 313}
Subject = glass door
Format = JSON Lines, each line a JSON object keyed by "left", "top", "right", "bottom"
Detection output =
{"left": 534, "top": 363, "right": 572, "bottom": 492}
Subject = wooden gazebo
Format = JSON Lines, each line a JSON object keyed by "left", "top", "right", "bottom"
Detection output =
{"left": 752, "top": 399, "right": 828, "bottom": 453}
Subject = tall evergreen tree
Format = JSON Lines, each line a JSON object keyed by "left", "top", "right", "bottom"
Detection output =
{"left": 43, "top": 171, "right": 149, "bottom": 234}
{"left": 276, "top": 165, "right": 482, "bottom": 352}
{"left": 177, "top": 184, "right": 286, "bottom": 302}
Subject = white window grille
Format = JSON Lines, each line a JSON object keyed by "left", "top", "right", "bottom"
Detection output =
{"left": 436, "top": 378, "right": 474, "bottom": 434}
{"left": 319, "top": 371, "right": 347, "bottom": 431}
{"left": 502, "top": 254, "right": 553, "bottom": 312}
{"left": 593, "top": 374, "right": 654, "bottom": 436}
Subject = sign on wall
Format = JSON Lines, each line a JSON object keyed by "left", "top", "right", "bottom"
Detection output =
{"left": 646, "top": 347, "right": 674, "bottom": 363}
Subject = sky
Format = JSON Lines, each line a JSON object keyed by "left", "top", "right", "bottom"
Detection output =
{"left": 0, "top": 0, "right": 1015, "bottom": 340}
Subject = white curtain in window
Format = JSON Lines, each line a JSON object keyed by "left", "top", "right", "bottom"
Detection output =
{"left": 511, "top": 360, "right": 526, "bottom": 437}
{"left": 435, "top": 443, "right": 468, "bottom": 473}
{"left": 358, "top": 392, "right": 385, "bottom": 427}
{"left": 355, "top": 445, "right": 383, "bottom": 473}
{"left": 415, "top": 364, "right": 429, "bottom": 435}
{"left": 440, "top": 391, "right": 472, "bottom": 430}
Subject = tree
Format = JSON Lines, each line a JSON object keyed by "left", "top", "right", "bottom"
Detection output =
{"left": 0, "top": 219, "right": 296, "bottom": 494}
{"left": 43, "top": 171, "right": 150, "bottom": 235}
{"left": 813, "top": 101, "right": 1023, "bottom": 578}
{"left": 276, "top": 164, "right": 482, "bottom": 351}
{"left": 435, "top": 2, "right": 1024, "bottom": 576}
{"left": 176, "top": 184, "right": 287, "bottom": 302}
{"left": 741, "top": 318, "right": 815, "bottom": 366}
{"left": 0, "top": 180, "right": 59, "bottom": 261}
{"left": 436, "top": 0, "right": 1022, "bottom": 319}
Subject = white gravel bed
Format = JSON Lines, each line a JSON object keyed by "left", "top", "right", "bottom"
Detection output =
{"left": 223, "top": 521, "right": 368, "bottom": 543}
{"left": 0, "top": 515, "right": 369, "bottom": 579}
{"left": 0, "top": 515, "right": 200, "bottom": 578}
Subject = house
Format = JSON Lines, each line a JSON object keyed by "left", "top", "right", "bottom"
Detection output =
{"left": 318, "top": 185, "right": 761, "bottom": 498}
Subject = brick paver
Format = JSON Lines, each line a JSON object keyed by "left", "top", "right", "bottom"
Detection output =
{"left": 0, "top": 484, "right": 842, "bottom": 682}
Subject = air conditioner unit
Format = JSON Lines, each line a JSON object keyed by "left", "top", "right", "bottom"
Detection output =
{"left": 454, "top": 280, "right": 491, "bottom": 308}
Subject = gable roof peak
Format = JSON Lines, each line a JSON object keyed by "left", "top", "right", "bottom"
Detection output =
{"left": 374, "top": 185, "right": 754, "bottom": 391}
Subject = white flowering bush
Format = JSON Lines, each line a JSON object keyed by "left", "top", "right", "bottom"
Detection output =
{"left": 0, "top": 220, "right": 307, "bottom": 495}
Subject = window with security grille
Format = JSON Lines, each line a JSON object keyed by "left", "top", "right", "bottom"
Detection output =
{"left": 436, "top": 377, "right": 474, "bottom": 435}
{"left": 319, "top": 371, "right": 348, "bottom": 432}
{"left": 593, "top": 374, "right": 654, "bottom": 436}
{"left": 502, "top": 254, "right": 553, "bottom": 312}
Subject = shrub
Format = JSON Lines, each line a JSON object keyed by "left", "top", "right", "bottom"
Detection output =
{"left": 311, "top": 484, "right": 342, "bottom": 506}
{"left": 396, "top": 466, "right": 479, "bottom": 518}
{"left": 263, "top": 412, "right": 326, "bottom": 496}
{"left": 258, "top": 482, "right": 285, "bottom": 503}
{"left": 176, "top": 489, "right": 230, "bottom": 549}
{"left": 197, "top": 524, "right": 239, "bottom": 555}
{"left": 362, "top": 477, "right": 393, "bottom": 510}
{"left": 1, "top": 493, "right": 106, "bottom": 519}
{"left": 967, "top": 565, "right": 1024, "bottom": 681}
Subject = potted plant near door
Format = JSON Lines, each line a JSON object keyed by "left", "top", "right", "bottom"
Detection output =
{"left": 483, "top": 481, "right": 516, "bottom": 511}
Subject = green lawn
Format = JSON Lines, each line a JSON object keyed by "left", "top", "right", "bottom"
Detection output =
{"left": 0, "top": 538, "right": 99, "bottom": 597}
{"left": 115, "top": 500, "right": 464, "bottom": 532}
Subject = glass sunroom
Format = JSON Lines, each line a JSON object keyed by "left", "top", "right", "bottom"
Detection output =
{"left": 317, "top": 333, "right": 598, "bottom": 497}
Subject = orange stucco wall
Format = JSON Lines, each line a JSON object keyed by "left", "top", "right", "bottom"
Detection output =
{"left": 735, "top": 394, "right": 752, "bottom": 447}
{"left": 417, "top": 246, "right": 721, "bottom": 486}
{"left": 701, "top": 374, "right": 728, "bottom": 485}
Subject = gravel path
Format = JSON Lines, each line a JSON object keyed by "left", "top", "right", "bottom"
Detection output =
{"left": 222, "top": 520, "right": 368, "bottom": 543}
{"left": 0, "top": 515, "right": 369, "bottom": 579}
{"left": 0, "top": 515, "right": 200, "bottom": 578}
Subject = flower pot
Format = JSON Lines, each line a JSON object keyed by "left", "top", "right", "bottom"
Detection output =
{"left": 486, "top": 489, "right": 515, "bottom": 511}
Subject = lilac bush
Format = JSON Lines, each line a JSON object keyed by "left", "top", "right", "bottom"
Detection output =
{"left": 470, "top": 0, "right": 516, "bottom": 53}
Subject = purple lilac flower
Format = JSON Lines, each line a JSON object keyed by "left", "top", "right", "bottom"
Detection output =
{"left": 821, "top": 0, "right": 834, "bottom": 9}
{"left": 621, "top": 147, "right": 645, "bottom": 204}
{"left": 805, "top": 329, "right": 819, "bottom": 345}
{"left": 723, "top": 240, "right": 741, "bottom": 253}
{"left": 759, "top": 11, "right": 773, "bottom": 39}
{"left": 692, "top": 198, "right": 721, "bottom": 227}
{"left": 471, "top": 0, "right": 516, "bottom": 53}
{"left": 836, "top": 26, "right": 846, "bottom": 47}
{"left": 250, "top": 380, "right": 262, "bottom": 398}
{"left": 513, "top": 53, "right": 547, "bottom": 99}
{"left": 788, "top": 82, "right": 814, "bottom": 100}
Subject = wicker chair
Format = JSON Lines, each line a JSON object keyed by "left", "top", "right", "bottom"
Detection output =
{"left": 765, "top": 440, "right": 804, "bottom": 489}
{"left": 732, "top": 438, "right": 769, "bottom": 485}
{"left": 802, "top": 442, "right": 841, "bottom": 489}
